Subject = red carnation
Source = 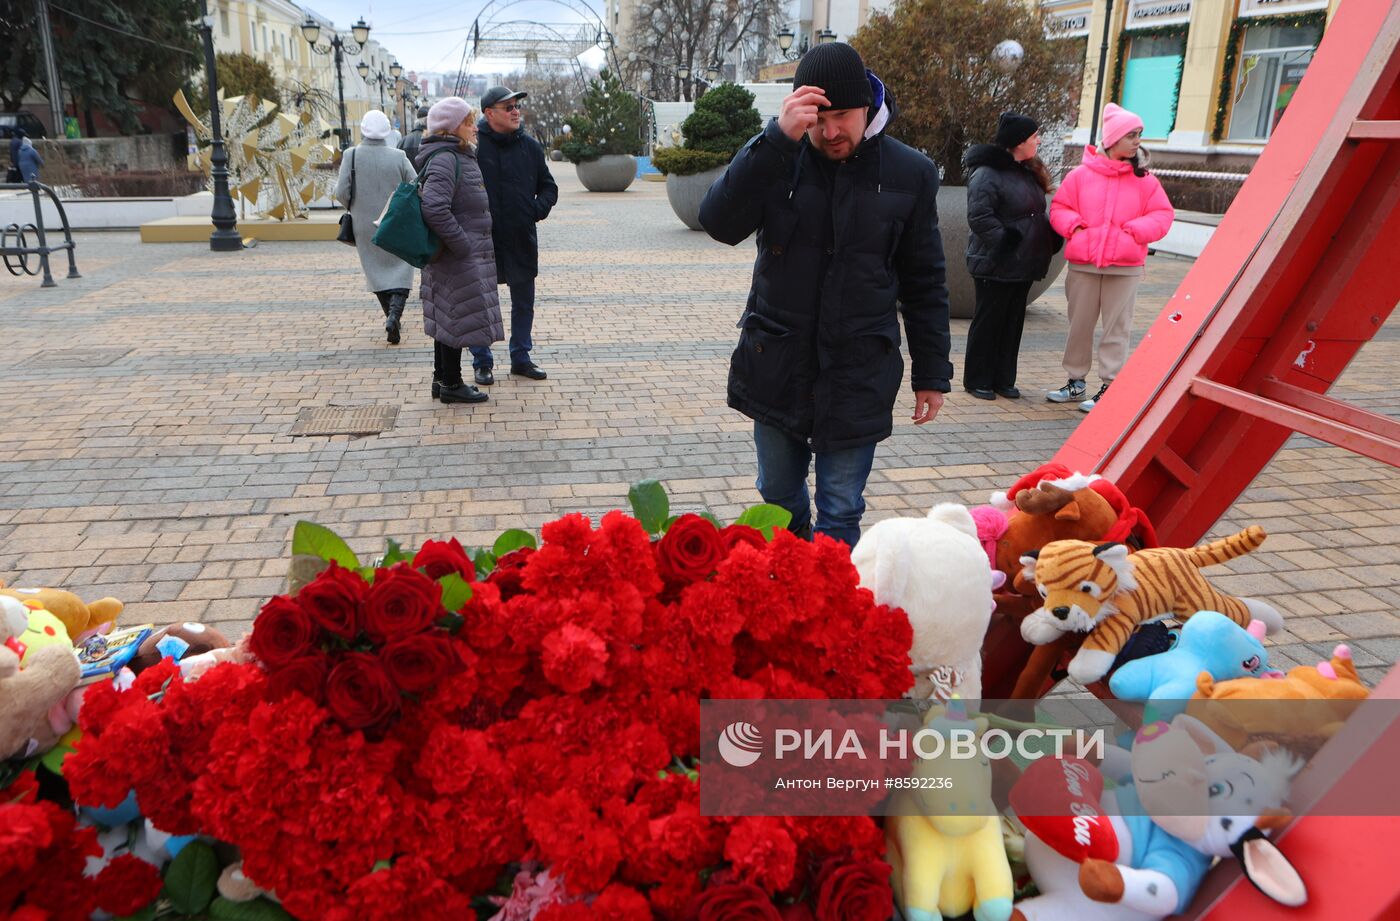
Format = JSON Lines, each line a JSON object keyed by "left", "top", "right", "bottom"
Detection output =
{"left": 488, "top": 546, "right": 535, "bottom": 601}
{"left": 380, "top": 631, "right": 458, "bottom": 693}
{"left": 266, "top": 652, "right": 331, "bottom": 705}
{"left": 687, "top": 883, "right": 782, "bottom": 921}
{"left": 813, "top": 859, "right": 893, "bottom": 921}
{"left": 721, "top": 525, "right": 768, "bottom": 554}
{"left": 324, "top": 652, "right": 400, "bottom": 732}
{"left": 248, "top": 596, "right": 319, "bottom": 669}
{"left": 656, "top": 515, "right": 726, "bottom": 584}
{"left": 362, "top": 564, "right": 443, "bottom": 643}
{"left": 413, "top": 537, "right": 475, "bottom": 581}
{"left": 95, "top": 854, "right": 165, "bottom": 916}
{"left": 541, "top": 623, "right": 609, "bottom": 693}
{"left": 297, "top": 562, "right": 366, "bottom": 639}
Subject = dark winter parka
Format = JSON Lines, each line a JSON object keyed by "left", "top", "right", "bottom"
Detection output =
{"left": 963, "top": 143, "right": 1060, "bottom": 282}
{"left": 398, "top": 118, "right": 426, "bottom": 164}
{"left": 416, "top": 136, "right": 503, "bottom": 350}
{"left": 475, "top": 118, "right": 559, "bottom": 286}
{"left": 699, "top": 76, "right": 952, "bottom": 453}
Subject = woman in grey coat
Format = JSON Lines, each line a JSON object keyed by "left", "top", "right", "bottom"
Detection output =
{"left": 334, "top": 110, "right": 417, "bottom": 343}
{"left": 416, "top": 97, "right": 503, "bottom": 404}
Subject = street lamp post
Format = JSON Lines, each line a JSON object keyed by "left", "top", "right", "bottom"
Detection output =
{"left": 197, "top": 0, "right": 241, "bottom": 252}
{"left": 777, "top": 28, "right": 808, "bottom": 61}
{"left": 301, "top": 15, "right": 370, "bottom": 150}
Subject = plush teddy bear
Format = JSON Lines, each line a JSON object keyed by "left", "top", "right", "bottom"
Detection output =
{"left": 1187, "top": 644, "right": 1369, "bottom": 757}
{"left": 0, "top": 581, "right": 123, "bottom": 641}
{"left": 1107, "top": 610, "right": 1275, "bottom": 718}
{"left": 0, "top": 596, "right": 81, "bottom": 761}
{"left": 1019, "top": 528, "right": 1283, "bottom": 685}
{"left": 851, "top": 503, "right": 995, "bottom": 701}
{"left": 129, "top": 622, "right": 232, "bottom": 674}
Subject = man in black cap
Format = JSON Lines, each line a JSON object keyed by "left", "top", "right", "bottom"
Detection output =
{"left": 470, "top": 85, "right": 559, "bottom": 384}
{"left": 398, "top": 105, "right": 430, "bottom": 163}
{"left": 699, "top": 42, "right": 952, "bottom": 549}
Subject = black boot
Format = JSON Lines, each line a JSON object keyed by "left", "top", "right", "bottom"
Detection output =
{"left": 385, "top": 292, "right": 405, "bottom": 345}
{"left": 439, "top": 382, "right": 488, "bottom": 404}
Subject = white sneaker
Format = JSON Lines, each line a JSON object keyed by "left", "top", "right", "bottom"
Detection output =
{"left": 1079, "top": 382, "right": 1110, "bottom": 412}
{"left": 1046, "top": 379, "right": 1086, "bottom": 403}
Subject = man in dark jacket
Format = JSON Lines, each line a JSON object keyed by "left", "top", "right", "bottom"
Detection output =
{"left": 398, "top": 106, "right": 428, "bottom": 163}
{"left": 469, "top": 85, "right": 559, "bottom": 384}
{"left": 699, "top": 42, "right": 952, "bottom": 549}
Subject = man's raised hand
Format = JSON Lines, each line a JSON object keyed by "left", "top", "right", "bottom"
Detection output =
{"left": 778, "top": 87, "right": 830, "bottom": 142}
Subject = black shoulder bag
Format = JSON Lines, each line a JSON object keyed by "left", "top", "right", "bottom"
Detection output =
{"left": 336, "top": 149, "right": 356, "bottom": 245}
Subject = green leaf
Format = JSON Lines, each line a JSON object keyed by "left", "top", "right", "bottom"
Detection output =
{"left": 290, "top": 521, "right": 360, "bottom": 569}
{"left": 114, "top": 906, "right": 156, "bottom": 921}
{"left": 471, "top": 548, "right": 497, "bottom": 579}
{"left": 438, "top": 573, "right": 473, "bottom": 613}
{"left": 698, "top": 511, "right": 724, "bottom": 530}
{"left": 208, "top": 896, "right": 296, "bottom": 921}
{"left": 163, "top": 839, "right": 220, "bottom": 915}
{"left": 492, "top": 529, "right": 537, "bottom": 557}
{"left": 628, "top": 479, "right": 669, "bottom": 534}
{"left": 381, "top": 537, "right": 410, "bottom": 567}
{"left": 735, "top": 504, "right": 793, "bottom": 539}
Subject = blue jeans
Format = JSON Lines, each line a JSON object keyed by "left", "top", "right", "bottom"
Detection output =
{"left": 753, "top": 421, "right": 877, "bottom": 549}
{"left": 470, "top": 277, "right": 535, "bottom": 369}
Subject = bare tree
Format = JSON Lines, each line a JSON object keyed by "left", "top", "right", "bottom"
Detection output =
{"left": 501, "top": 65, "right": 586, "bottom": 146}
{"left": 624, "top": 0, "right": 784, "bottom": 100}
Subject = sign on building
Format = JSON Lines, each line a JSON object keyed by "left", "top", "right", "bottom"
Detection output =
{"left": 1126, "top": 0, "right": 1193, "bottom": 29}
{"left": 1239, "top": 0, "right": 1328, "bottom": 17}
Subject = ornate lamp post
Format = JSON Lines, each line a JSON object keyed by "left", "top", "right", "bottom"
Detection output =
{"left": 777, "top": 28, "right": 808, "bottom": 61}
{"left": 196, "top": 0, "right": 241, "bottom": 251}
{"left": 301, "top": 15, "right": 370, "bottom": 150}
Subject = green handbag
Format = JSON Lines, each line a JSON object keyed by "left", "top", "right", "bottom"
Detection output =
{"left": 371, "top": 149, "right": 461, "bottom": 269}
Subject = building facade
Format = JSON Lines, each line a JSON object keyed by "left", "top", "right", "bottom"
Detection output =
{"left": 207, "top": 0, "right": 408, "bottom": 143}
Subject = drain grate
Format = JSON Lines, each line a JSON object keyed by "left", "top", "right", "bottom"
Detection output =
{"left": 25, "top": 348, "right": 130, "bottom": 368}
{"left": 290, "top": 404, "right": 398, "bottom": 436}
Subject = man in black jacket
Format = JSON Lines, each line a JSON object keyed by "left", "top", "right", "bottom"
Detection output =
{"left": 699, "top": 42, "right": 952, "bottom": 549}
{"left": 397, "top": 105, "right": 428, "bottom": 163}
{"left": 470, "top": 85, "right": 560, "bottom": 384}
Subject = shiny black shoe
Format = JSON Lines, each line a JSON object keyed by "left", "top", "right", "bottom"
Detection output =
{"left": 474, "top": 367, "right": 494, "bottom": 386}
{"left": 439, "top": 382, "right": 489, "bottom": 404}
{"left": 995, "top": 386, "right": 1021, "bottom": 399}
{"left": 431, "top": 379, "right": 440, "bottom": 399}
{"left": 510, "top": 362, "right": 548, "bottom": 380}
{"left": 964, "top": 386, "right": 996, "bottom": 401}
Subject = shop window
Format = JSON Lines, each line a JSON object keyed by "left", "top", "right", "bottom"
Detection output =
{"left": 1227, "top": 22, "right": 1323, "bottom": 141}
{"left": 219, "top": 9, "right": 228, "bottom": 36}
{"left": 1120, "top": 33, "right": 1186, "bottom": 138}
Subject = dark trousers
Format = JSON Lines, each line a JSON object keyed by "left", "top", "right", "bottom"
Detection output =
{"left": 433, "top": 340, "right": 464, "bottom": 387}
{"left": 374, "top": 288, "right": 409, "bottom": 314}
{"left": 964, "top": 278, "right": 1032, "bottom": 391}
{"left": 470, "top": 277, "right": 535, "bottom": 369}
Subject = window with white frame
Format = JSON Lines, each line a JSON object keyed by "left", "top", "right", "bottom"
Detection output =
{"left": 219, "top": 9, "right": 228, "bottom": 35}
{"left": 1227, "top": 22, "right": 1323, "bottom": 141}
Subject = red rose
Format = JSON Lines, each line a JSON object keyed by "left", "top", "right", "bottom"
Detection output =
{"left": 297, "top": 562, "right": 366, "bottom": 640}
{"left": 656, "top": 514, "right": 726, "bottom": 584}
{"left": 362, "top": 564, "right": 443, "bottom": 643}
{"left": 413, "top": 537, "right": 475, "bottom": 581}
{"left": 487, "top": 546, "right": 535, "bottom": 600}
{"left": 95, "top": 854, "right": 164, "bottom": 916}
{"left": 721, "top": 525, "right": 768, "bottom": 554}
{"left": 248, "top": 596, "right": 319, "bottom": 668}
{"left": 266, "top": 652, "right": 331, "bottom": 705}
{"left": 813, "top": 860, "right": 893, "bottom": 921}
{"left": 687, "top": 883, "right": 782, "bottom": 921}
{"left": 379, "top": 631, "right": 457, "bottom": 693}
{"left": 325, "top": 653, "right": 401, "bottom": 731}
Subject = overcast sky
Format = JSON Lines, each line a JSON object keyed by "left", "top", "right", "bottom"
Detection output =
{"left": 304, "top": 0, "right": 608, "bottom": 75}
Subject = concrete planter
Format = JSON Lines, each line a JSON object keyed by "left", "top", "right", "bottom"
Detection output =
{"left": 664, "top": 166, "right": 726, "bottom": 230}
{"left": 938, "top": 185, "right": 1066, "bottom": 320}
{"left": 575, "top": 155, "right": 636, "bottom": 193}
{"left": 549, "top": 149, "right": 563, "bottom": 162}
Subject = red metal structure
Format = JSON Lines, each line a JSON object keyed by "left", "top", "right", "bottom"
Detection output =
{"left": 1045, "top": 1, "right": 1400, "bottom": 915}
{"left": 1054, "top": 0, "right": 1400, "bottom": 548}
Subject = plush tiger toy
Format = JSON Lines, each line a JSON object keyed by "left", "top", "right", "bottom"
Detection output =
{"left": 1020, "top": 526, "right": 1284, "bottom": 685}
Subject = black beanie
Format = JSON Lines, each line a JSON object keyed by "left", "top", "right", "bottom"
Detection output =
{"left": 793, "top": 42, "right": 873, "bottom": 111}
{"left": 994, "top": 112, "right": 1039, "bottom": 148}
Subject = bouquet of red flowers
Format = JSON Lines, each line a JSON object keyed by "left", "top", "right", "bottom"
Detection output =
{"left": 63, "top": 483, "right": 912, "bottom": 920}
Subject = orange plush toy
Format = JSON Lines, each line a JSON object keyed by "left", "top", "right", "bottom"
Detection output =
{"left": 979, "top": 464, "right": 1160, "bottom": 699}
{"left": 1187, "top": 643, "right": 1369, "bottom": 757}
{"left": 0, "top": 582, "right": 122, "bottom": 642}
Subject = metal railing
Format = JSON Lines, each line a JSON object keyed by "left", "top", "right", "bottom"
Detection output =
{"left": 1, "top": 180, "right": 81, "bottom": 287}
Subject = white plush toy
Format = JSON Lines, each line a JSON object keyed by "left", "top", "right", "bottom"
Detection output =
{"left": 851, "top": 503, "right": 995, "bottom": 701}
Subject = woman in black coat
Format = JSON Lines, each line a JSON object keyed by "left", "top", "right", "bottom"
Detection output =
{"left": 962, "top": 112, "right": 1060, "bottom": 400}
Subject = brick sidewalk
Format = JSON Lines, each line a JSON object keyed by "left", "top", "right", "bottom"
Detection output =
{"left": 1, "top": 164, "right": 1395, "bottom": 685}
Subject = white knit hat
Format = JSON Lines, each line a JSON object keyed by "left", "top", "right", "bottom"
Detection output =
{"left": 360, "top": 110, "right": 392, "bottom": 140}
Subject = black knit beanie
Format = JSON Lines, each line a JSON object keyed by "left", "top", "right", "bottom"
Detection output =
{"left": 793, "top": 42, "right": 873, "bottom": 111}
{"left": 994, "top": 112, "right": 1039, "bottom": 148}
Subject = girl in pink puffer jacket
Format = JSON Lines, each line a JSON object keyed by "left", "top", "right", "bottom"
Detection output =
{"left": 1046, "top": 104, "right": 1174, "bottom": 412}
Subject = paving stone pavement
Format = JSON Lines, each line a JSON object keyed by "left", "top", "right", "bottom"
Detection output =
{"left": 1, "top": 165, "right": 1395, "bottom": 687}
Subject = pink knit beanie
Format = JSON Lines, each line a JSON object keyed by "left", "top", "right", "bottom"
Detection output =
{"left": 1101, "top": 103, "right": 1144, "bottom": 150}
{"left": 427, "top": 97, "right": 474, "bottom": 135}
